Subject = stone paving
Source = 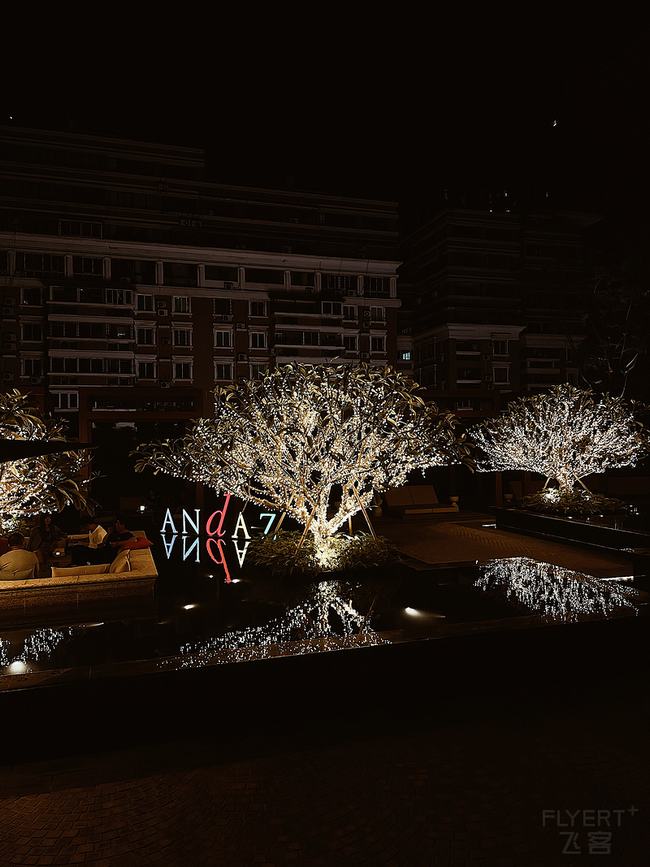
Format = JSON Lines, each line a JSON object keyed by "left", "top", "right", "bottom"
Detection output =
{"left": 0, "top": 687, "right": 649, "bottom": 866}
{"left": 377, "top": 515, "right": 632, "bottom": 577}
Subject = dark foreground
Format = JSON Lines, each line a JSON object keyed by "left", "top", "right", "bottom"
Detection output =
{"left": 0, "top": 608, "right": 648, "bottom": 866}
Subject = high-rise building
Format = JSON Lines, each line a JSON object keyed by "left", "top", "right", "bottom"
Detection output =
{"left": 400, "top": 204, "right": 601, "bottom": 417}
{"left": 0, "top": 126, "right": 402, "bottom": 445}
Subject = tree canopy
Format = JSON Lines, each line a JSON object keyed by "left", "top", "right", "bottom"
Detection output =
{"left": 135, "top": 364, "right": 469, "bottom": 548}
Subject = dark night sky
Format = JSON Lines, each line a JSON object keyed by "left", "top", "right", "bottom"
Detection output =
{"left": 5, "top": 22, "right": 650, "bottom": 221}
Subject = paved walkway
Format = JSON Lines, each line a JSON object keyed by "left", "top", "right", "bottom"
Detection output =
{"left": 376, "top": 515, "right": 631, "bottom": 577}
{"left": 0, "top": 689, "right": 648, "bottom": 866}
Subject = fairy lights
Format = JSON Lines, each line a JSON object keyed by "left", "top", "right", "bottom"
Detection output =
{"left": 163, "top": 580, "right": 386, "bottom": 670}
{"left": 476, "top": 557, "right": 638, "bottom": 621}
{"left": 0, "top": 390, "right": 91, "bottom": 528}
{"left": 1, "top": 627, "right": 73, "bottom": 673}
{"left": 136, "top": 364, "right": 468, "bottom": 559}
{"left": 471, "top": 385, "right": 646, "bottom": 497}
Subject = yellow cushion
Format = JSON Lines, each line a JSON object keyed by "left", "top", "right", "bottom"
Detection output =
{"left": 108, "top": 550, "right": 132, "bottom": 573}
{"left": 51, "top": 564, "right": 109, "bottom": 578}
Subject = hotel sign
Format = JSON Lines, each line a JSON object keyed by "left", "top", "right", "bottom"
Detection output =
{"left": 160, "top": 493, "right": 276, "bottom": 581}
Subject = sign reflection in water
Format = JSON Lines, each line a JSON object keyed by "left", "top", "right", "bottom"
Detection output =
{"left": 476, "top": 557, "right": 638, "bottom": 621}
{"left": 163, "top": 581, "right": 386, "bottom": 670}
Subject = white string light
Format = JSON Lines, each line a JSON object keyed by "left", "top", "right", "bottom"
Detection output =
{"left": 0, "top": 390, "right": 91, "bottom": 529}
{"left": 163, "top": 580, "right": 386, "bottom": 670}
{"left": 136, "top": 364, "right": 466, "bottom": 563}
{"left": 476, "top": 557, "right": 638, "bottom": 621}
{"left": 471, "top": 385, "right": 646, "bottom": 498}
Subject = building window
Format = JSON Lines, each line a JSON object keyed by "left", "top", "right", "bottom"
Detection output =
{"left": 173, "top": 360, "right": 193, "bottom": 381}
{"left": 455, "top": 399, "right": 475, "bottom": 412}
{"left": 15, "top": 253, "right": 65, "bottom": 275}
{"left": 50, "top": 357, "right": 79, "bottom": 373}
{"left": 137, "top": 360, "right": 156, "bottom": 379}
{"left": 164, "top": 262, "right": 198, "bottom": 287}
{"left": 173, "top": 296, "right": 191, "bottom": 314}
{"left": 213, "top": 298, "right": 232, "bottom": 316}
{"left": 365, "top": 276, "right": 389, "bottom": 297}
{"left": 59, "top": 220, "right": 102, "bottom": 239}
{"left": 50, "top": 322, "right": 78, "bottom": 338}
{"left": 344, "top": 334, "right": 358, "bottom": 352}
{"left": 173, "top": 328, "right": 193, "bottom": 347}
{"left": 214, "top": 362, "right": 233, "bottom": 381}
{"left": 343, "top": 305, "right": 356, "bottom": 321}
{"left": 371, "top": 335, "right": 386, "bottom": 353}
{"left": 370, "top": 306, "right": 385, "bottom": 322}
{"left": 73, "top": 256, "right": 103, "bottom": 276}
{"left": 111, "top": 258, "right": 156, "bottom": 284}
{"left": 53, "top": 391, "right": 79, "bottom": 411}
{"left": 493, "top": 366, "right": 510, "bottom": 384}
{"left": 322, "top": 301, "right": 342, "bottom": 316}
{"left": 492, "top": 340, "right": 510, "bottom": 357}
{"left": 398, "top": 350, "right": 412, "bottom": 362}
{"left": 246, "top": 268, "right": 284, "bottom": 286}
{"left": 214, "top": 329, "right": 232, "bottom": 348}
{"left": 21, "top": 358, "right": 43, "bottom": 378}
{"left": 106, "top": 288, "right": 133, "bottom": 306}
{"left": 249, "top": 300, "right": 267, "bottom": 317}
{"left": 21, "top": 287, "right": 43, "bottom": 306}
{"left": 105, "top": 358, "right": 133, "bottom": 375}
{"left": 290, "top": 271, "right": 314, "bottom": 287}
{"left": 137, "top": 293, "right": 154, "bottom": 312}
{"left": 136, "top": 327, "right": 155, "bottom": 346}
{"left": 324, "top": 274, "right": 355, "bottom": 292}
{"left": 21, "top": 322, "right": 43, "bottom": 342}
{"left": 250, "top": 331, "right": 267, "bottom": 349}
{"left": 249, "top": 363, "right": 267, "bottom": 379}
{"left": 205, "top": 265, "right": 239, "bottom": 283}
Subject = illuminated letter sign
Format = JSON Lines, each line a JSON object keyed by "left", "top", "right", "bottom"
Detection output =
{"left": 160, "top": 496, "right": 276, "bottom": 582}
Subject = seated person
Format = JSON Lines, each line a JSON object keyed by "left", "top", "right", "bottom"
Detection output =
{"left": 0, "top": 532, "right": 39, "bottom": 580}
{"left": 87, "top": 520, "right": 108, "bottom": 549}
{"left": 29, "top": 514, "right": 65, "bottom": 577}
{"left": 70, "top": 517, "right": 133, "bottom": 566}
{"left": 68, "top": 519, "right": 108, "bottom": 550}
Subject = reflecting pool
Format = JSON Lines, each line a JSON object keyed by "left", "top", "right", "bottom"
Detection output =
{"left": 0, "top": 557, "right": 646, "bottom": 691}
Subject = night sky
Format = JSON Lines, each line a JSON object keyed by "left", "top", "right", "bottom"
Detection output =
{"left": 5, "top": 23, "right": 650, "bottom": 221}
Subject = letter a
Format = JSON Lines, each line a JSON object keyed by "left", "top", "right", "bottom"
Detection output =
{"left": 161, "top": 508, "right": 178, "bottom": 535}
{"left": 232, "top": 511, "right": 251, "bottom": 540}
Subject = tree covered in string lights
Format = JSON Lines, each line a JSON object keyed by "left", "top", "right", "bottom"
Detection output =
{"left": 471, "top": 384, "right": 647, "bottom": 512}
{"left": 135, "top": 364, "right": 470, "bottom": 565}
{"left": 0, "top": 390, "right": 92, "bottom": 529}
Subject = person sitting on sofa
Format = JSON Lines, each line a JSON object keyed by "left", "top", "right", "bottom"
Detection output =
{"left": 0, "top": 532, "right": 39, "bottom": 580}
{"left": 29, "top": 514, "right": 65, "bottom": 577}
{"left": 71, "top": 517, "right": 133, "bottom": 566}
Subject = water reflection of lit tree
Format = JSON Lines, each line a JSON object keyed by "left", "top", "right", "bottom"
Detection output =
{"left": 168, "top": 581, "right": 385, "bottom": 669}
{"left": 476, "top": 557, "right": 637, "bottom": 621}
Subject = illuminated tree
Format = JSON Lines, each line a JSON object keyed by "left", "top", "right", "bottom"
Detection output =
{"left": 0, "top": 390, "right": 92, "bottom": 528}
{"left": 135, "top": 364, "right": 469, "bottom": 565}
{"left": 471, "top": 385, "right": 646, "bottom": 500}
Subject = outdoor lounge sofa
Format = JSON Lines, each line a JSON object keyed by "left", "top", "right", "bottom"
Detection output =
{"left": 383, "top": 485, "right": 459, "bottom": 517}
{"left": 0, "top": 531, "right": 157, "bottom": 619}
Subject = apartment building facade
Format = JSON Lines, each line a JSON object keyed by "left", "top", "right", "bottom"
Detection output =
{"left": 0, "top": 127, "right": 401, "bottom": 442}
{"left": 400, "top": 205, "right": 600, "bottom": 417}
